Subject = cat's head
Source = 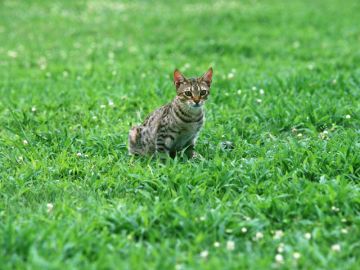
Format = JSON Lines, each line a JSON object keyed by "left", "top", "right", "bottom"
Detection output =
{"left": 173, "top": 67, "right": 213, "bottom": 108}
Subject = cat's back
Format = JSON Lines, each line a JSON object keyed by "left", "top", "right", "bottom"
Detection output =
{"left": 142, "top": 102, "right": 172, "bottom": 128}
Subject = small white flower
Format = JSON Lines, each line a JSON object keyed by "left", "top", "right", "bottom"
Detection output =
{"left": 23, "top": 139, "right": 28, "bottom": 145}
{"left": 76, "top": 152, "right": 82, "bottom": 157}
{"left": 341, "top": 228, "right": 348, "bottom": 234}
{"left": 307, "top": 63, "right": 315, "bottom": 70}
{"left": 100, "top": 104, "right": 106, "bottom": 109}
{"left": 63, "top": 71, "right": 69, "bottom": 77}
{"left": 200, "top": 250, "right": 209, "bottom": 258}
{"left": 331, "top": 206, "right": 340, "bottom": 212}
{"left": 345, "top": 114, "right": 351, "bottom": 119}
{"left": 225, "top": 228, "right": 233, "bottom": 233}
{"left": 341, "top": 218, "right": 347, "bottom": 223}
{"left": 199, "top": 216, "right": 206, "bottom": 221}
{"left": 31, "top": 106, "right": 36, "bottom": 112}
{"left": 7, "top": 50, "right": 18, "bottom": 58}
{"left": 255, "top": 232, "right": 264, "bottom": 240}
{"left": 175, "top": 264, "right": 183, "bottom": 270}
{"left": 297, "top": 133, "right": 303, "bottom": 138}
{"left": 331, "top": 244, "right": 341, "bottom": 252}
{"left": 213, "top": 241, "right": 220, "bottom": 248}
{"left": 184, "top": 63, "right": 191, "bottom": 69}
{"left": 108, "top": 100, "right": 115, "bottom": 107}
{"left": 237, "top": 89, "right": 242, "bottom": 95}
{"left": 226, "top": 240, "right": 235, "bottom": 251}
{"left": 277, "top": 243, "right": 285, "bottom": 253}
{"left": 227, "top": 72, "right": 234, "bottom": 79}
{"left": 273, "top": 230, "right": 284, "bottom": 239}
{"left": 332, "top": 79, "right": 337, "bottom": 84}
{"left": 241, "top": 227, "right": 247, "bottom": 233}
{"left": 293, "top": 252, "right": 301, "bottom": 260}
{"left": 92, "top": 116, "right": 97, "bottom": 120}
{"left": 259, "top": 89, "right": 265, "bottom": 95}
{"left": 275, "top": 254, "right": 284, "bottom": 263}
{"left": 47, "top": 203, "right": 54, "bottom": 213}
{"left": 252, "top": 86, "right": 257, "bottom": 91}
{"left": 256, "top": 98, "right": 262, "bottom": 104}
{"left": 304, "top": 232, "right": 312, "bottom": 240}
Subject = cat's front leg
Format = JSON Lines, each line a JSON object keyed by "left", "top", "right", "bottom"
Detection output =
{"left": 155, "top": 134, "right": 174, "bottom": 158}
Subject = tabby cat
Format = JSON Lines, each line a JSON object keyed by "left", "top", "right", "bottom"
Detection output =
{"left": 128, "top": 67, "right": 213, "bottom": 158}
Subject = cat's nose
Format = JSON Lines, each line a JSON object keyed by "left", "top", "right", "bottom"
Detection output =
{"left": 193, "top": 98, "right": 200, "bottom": 104}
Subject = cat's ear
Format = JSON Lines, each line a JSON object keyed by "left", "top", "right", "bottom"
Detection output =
{"left": 201, "top": 67, "right": 213, "bottom": 87}
{"left": 174, "top": 69, "right": 186, "bottom": 89}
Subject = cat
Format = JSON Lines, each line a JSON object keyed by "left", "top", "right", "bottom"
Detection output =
{"left": 128, "top": 67, "right": 213, "bottom": 158}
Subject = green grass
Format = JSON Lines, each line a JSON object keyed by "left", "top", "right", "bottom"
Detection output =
{"left": 1, "top": 0, "right": 360, "bottom": 269}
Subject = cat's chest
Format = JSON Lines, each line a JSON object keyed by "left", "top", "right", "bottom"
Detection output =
{"left": 171, "top": 121, "right": 203, "bottom": 149}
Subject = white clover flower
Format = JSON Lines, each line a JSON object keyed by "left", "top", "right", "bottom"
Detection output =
{"left": 213, "top": 241, "right": 220, "bottom": 248}
{"left": 237, "top": 89, "right": 242, "bottom": 95}
{"left": 225, "top": 228, "right": 233, "bottom": 233}
{"left": 293, "top": 41, "right": 300, "bottom": 48}
{"left": 341, "top": 218, "right": 347, "bottom": 223}
{"left": 226, "top": 240, "right": 235, "bottom": 251}
{"left": 297, "top": 133, "right": 303, "bottom": 138}
{"left": 252, "top": 86, "right": 257, "bottom": 91}
{"left": 47, "top": 203, "right": 54, "bottom": 213}
{"left": 63, "top": 71, "right": 69, "bottom": 77}
{"left": 100, "top": 104, "right": 106, "bottom": 109}
{"left": 108, "top": 100, "right": 115, "bottom": 107}
{"left": 255, "top": 232, "right": 264, "bottom": 240}
{"left": 331, "top": 206, "right": 340, "bottom": 212}
{"left": 200, "top": 250, "right": 209, "bottom": 258}
{"left": 332, "top": 79, "right": 337, "bottom": 84}
{"left": 277, "top": 243, "right": 284, "bottom": 253}
{"left": 345, "top": 114, "right": 351, "bottom": 119}
{"left": 256, "top": 99, "right": 262, "bottom": 104}
{"left": 241, "top": 227, "right": 247, "bottom": 233}
{"left": 23, "top": 140, "right": 28, "bottom": 145}
{"left": 275, "top": 254, "right": 284, "bottom": 263}
{"left": 227, "top": 72, "right": 234, "bottom": 79}
{"left": 199, "top": 216, "right": 206, "bottom": 221}
{"left": 331, "top": 244, "right": 341, "bottom": 252}
{"left": 259, "top": 89, "right": 265, "bottom": 95}
{"left": 7, "top": 50, "right": 18, "bottom": 58}
{"left": 293, "top": 252, "right": 301, "bottom": 260}
{"left": 92, "top": 116, "right": 97, "bottom": 120}
{"left": 76, "top": 152, "right": 82, "bottom": 157}
{"left": 31, "top": 106, "right": 36, "bottom": 112}
{"left": 304, "top": 232, "right": 311, "bottom": 240}
{"left": 273, "top": 230, "right": 284, "bottom": 239}
{"left": 341, "top": 228, "right": 348, "bottom": 234}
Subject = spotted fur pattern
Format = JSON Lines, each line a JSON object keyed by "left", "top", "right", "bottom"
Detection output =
{"left": 128, "top": 67, "right": 213, "bottom": 158}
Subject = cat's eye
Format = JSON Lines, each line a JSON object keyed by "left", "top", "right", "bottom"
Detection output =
{"left": 184, "top": 91, "right": 192, "bottom": 97}
{"left": 200, "top": 90, "right": 207, "bottom": 96}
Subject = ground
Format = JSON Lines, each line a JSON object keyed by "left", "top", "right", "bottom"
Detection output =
{"left": 0, "top": 0, "right": 360, "bottom": 269}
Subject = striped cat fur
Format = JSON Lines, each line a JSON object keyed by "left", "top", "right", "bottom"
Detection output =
{"left": 128, "top": 67, "right": 213, "bottom": 158}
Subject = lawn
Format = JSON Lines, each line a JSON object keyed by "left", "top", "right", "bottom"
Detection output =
{"left": 0, "top": 0, "right": 360, "bottom": 269}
